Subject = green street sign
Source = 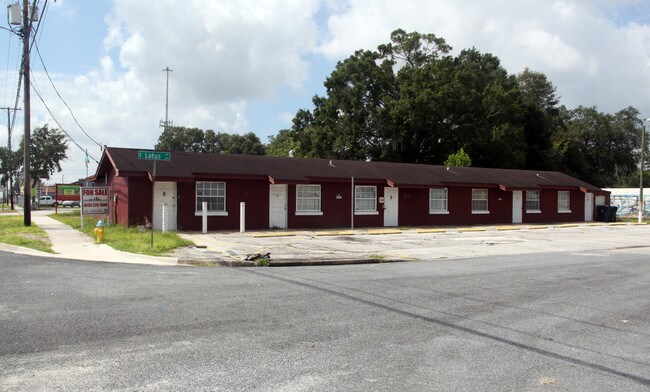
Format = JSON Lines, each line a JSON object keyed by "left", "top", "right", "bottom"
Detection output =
{"left": 138, "top": 151, "right": 171, "bottom": 161}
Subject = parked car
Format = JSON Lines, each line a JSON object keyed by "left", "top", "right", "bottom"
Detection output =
{"left": 62, "top": 200, "right": 80, "bottom": 207}
{"left": 38, "top": 195, "right": 55, "bottom": 206}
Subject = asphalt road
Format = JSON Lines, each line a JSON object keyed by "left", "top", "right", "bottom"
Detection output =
{"left": 1, "top": 250, "right": 648, "bottom": 391}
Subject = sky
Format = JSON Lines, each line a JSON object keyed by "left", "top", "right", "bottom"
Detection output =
{"left": 1, "top": 0, "right": 650, "bottom": 184}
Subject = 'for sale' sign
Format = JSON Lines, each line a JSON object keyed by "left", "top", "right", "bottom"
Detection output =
{"left": 82, "top": 187, "right": 110, "bottom": 214}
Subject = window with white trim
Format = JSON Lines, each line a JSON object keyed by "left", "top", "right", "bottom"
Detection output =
{"left": 296, "top": 185, "right": 321, "bottom": 213}
{"left": 429, "top": 188, "right": 448, "bottom": 213}
{"left": 196, "top": 181, "right": 226, "bottom": 212}
{"left": 472, "top": 189, "right": 489, "bottom": 213}
{"left": 526, "top": 190, "right": 540, "bottom": 212}
{"left": 558, "top": 191, "right": 570, "bottom": 212}
{"left": 355, "top": 186, "right": 377, "bottom": 213}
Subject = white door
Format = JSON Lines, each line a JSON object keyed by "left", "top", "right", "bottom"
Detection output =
{"left": 584, "top": 192, "right": 594, "bottom": 222}
{"left": 153, "top": 182, "right": 177, "bottom": 230}
{"left": 512, "top": 191, "right": 522, "bottom": 224}
{"left": 269, "top": 184, "right": 287, "bottom": 229}
{"left": 383, "top": 187, "right": 399, "bottom": 227}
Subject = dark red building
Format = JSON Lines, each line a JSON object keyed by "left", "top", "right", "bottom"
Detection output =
{"left": 95, "top": 147, "right": 609, "bottom": 231}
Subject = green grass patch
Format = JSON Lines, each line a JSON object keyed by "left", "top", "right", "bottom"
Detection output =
{"left": 51, "top": 211, "right": 193, "bottom": 256}
{"left": 0, "top": 203, "right": 18, "bottom": 213}
{"left": 616, "top": 216, "right": 649, "bottom": 223}
{"left": 0, "top": 215, "right": 54, "bottom": 253}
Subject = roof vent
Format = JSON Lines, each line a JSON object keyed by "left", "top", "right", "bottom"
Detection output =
{"left": 329, "top": 160, "right": 336, "bottom": 167}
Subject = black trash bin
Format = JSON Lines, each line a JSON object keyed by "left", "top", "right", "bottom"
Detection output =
{"left": 596, "top": 205, "right": 609, "bottom": 222}
{"left": 608, "top": 206, "right": 618, "bottom": 223}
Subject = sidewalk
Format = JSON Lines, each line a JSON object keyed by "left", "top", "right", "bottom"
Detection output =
{"left": 0, "top": 211, "right": 177, "bottom": 266}
{"left": 2, "top": 209, "right": 649, "bottom": 266}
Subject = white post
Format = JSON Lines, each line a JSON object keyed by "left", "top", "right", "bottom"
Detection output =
{"left": 240, "top": 202, "right": 245, "bottom": 233}
{"left": 351, "top": 176, "right": 355, "bottom": 229}
{"left": 161, "top": 203, "right": 168, "bottom": 233}
{"left": 202, "top": 201, "right": 208, "bottom": 234}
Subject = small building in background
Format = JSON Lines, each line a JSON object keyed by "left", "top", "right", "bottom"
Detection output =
{"left": 604, "top": 188, "right": 650, "bottom": 218}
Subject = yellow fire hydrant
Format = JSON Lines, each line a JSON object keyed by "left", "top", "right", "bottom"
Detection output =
{"left": 94, "top": 219, "right": 106, "bottom": 243}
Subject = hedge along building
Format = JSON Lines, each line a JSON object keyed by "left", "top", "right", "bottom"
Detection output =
{"left": 95, "top": 147, "right": 610, "bottom": 231}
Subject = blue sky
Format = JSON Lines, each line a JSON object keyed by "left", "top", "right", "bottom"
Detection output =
{"left": 1, "top": 0, "right": 650, "bottom": 182}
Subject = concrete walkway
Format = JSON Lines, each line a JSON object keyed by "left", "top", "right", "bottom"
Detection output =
{"left": 1, "top": 211, "right": 178, "bottom": 266}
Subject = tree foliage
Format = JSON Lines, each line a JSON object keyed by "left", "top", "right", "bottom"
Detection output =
{"left": 269, "top": 29, "right": 645, "bottom": 187}
{"left": 552, "top": 106, "right": 644, "bottom": 187}
{"left": 155, "top": 126, "right": 265, "bottom": 155}
{"left": 444, "top": 148, "right": 471, "bottom": 167}
{"left": 16, "top": 124, "right": 68, "bottom": 187}
{"left": 0, "top": 147, "right": 21, "bottom": 194}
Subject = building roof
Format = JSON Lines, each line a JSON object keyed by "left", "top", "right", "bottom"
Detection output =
{"left": 97, "top": 147, "right": 604, "bottom": 193}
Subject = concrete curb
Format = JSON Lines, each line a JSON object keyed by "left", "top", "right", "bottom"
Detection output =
{"left": 178, "top": 257, "right": 409, "bottom": 267}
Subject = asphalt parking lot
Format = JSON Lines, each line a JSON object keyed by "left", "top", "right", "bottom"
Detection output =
{"left": 176, "top": 223, "right": 650, "bottom": 266}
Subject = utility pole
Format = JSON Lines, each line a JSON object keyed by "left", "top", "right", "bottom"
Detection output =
{"left": 159, "top": 67, "right": 173, "bottom": 131}
{"left": 1, "top": 107, "right": 21, "bottom": 210}
{"left": 640, "top": 120, "right": 648, "bottom": 224}
{"left": 22, "top": 0, "right": 33, "bottom": 226}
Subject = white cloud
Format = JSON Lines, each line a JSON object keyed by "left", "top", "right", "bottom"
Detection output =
{"left": 317, "top": 0, "right": 650, "bottom": 114}
{"left": 9, "top": 0, "right": 650, "bottom": 183}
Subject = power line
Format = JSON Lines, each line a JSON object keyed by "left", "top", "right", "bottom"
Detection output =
{"left": 28, "top": 0, "right": 103, "bottom": 150}
{"left": 30, "top": 72, "right": 100, "bottom": 164}
{"left": 32, "top": 41, "right": 103, "bottom": 149}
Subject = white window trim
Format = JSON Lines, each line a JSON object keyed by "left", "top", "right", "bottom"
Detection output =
{"left": 296, "top": 184, "right": 322, "bottom": 215}
{"left": 558, "top": 191, "right": 571, "bottom": 213}
{"left": 355, "top": 185, "right": 377, "bottom": 214}
{"left": 355, "top": 211, "right": 380, "bottom": 216}
{"left": 295, "top": 211, "right": 324, "bottom": 216}
{"left": 194, "top": 211, "right": 229, "bottom": 217}
{"left": 429, "top": 188, "right": 449, "bottom": 214}
{"left": 526, "top": 190, "right": 541, "bottom": 213}
{"left": 471, "top": 189, "right": 489, "bottom": 214}
{"left": 195, "top": 181, "right": 227, "bottom": 214}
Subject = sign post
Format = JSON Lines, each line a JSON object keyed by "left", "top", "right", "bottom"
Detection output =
{"left": 138, "top": 150, "right": 171, "bottom": 247}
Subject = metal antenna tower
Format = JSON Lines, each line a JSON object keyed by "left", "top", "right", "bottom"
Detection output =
{"left": 159, "top": 67, "right": 173, "bottom": 130}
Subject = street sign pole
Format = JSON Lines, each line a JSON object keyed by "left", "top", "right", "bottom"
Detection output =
{"left": 137, "top": 150, "right": 170, "bottom": 249}
{"left": 151, "top": 159, "right": 156, "bottom": 248}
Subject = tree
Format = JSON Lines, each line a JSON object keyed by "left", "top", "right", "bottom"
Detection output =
{"left": 267, "top": 129, "right": 300, "bottom": 157}
{"left": 219, "top": 132, "right": 266, "bottom": 155}
{"left": 17, "top": 124, "right": 68, "bottom": 187}
{"left": 516, "top": 68, "right": 562, "bottom": 170}
{"left": 269, "top": 28, "right": 643, "bottom": 187}
{"left": 155, "top": 126, "right": 266, "bottom": 155}
{"left": 0, "top": 146, "right": 21, "bottom": 205}
{"left": 155, "top": 126, "right": 205, "bottom": 152}
{"left": 296, "top": 50, "right": 397, "bottom": 160}
{"left": 552, "top": 106, "right": 642, "bottom": 187}
{"left": 444, "top": 148, "right": 471, "bottom": 167}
